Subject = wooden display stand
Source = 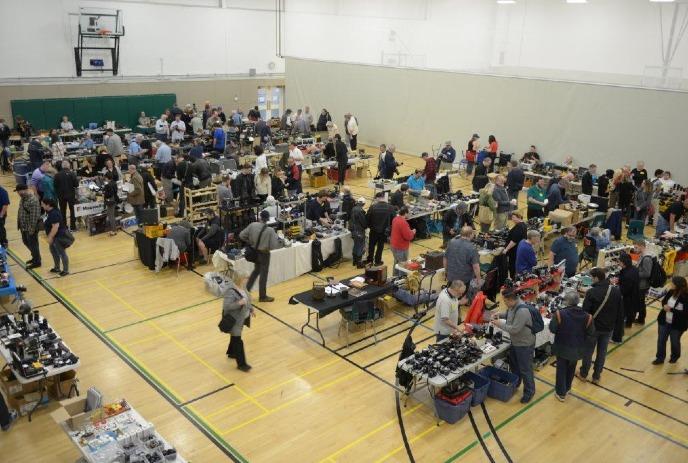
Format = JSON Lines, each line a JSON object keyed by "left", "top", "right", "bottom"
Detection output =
{"left": 184, "top": 187, "right": 218, "bottom": 223}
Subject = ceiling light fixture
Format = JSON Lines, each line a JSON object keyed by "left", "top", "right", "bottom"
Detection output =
{"left": 649, "top": 0, "right": 675, "bottom": 3}
{"left": 566, "top": 0, "right": 588, "bottom": 4}
{"left": 497, "top": 0, "right": 516, "bottom": 4}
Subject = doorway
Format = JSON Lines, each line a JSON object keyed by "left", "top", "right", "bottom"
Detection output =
{"left": 257, "top": 86, "right": 285, "bottom": 120}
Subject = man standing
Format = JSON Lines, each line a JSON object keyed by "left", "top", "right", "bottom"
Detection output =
{"left": 390, "top": 207, "right": 416, "bottom": 276}
{"left": 104, "top": 129, "right": 124, "bottom": 158}
{"left": 631, "top": 161, "right": 648, "bottom": 188}
{"left": 444, "top": 226, "right": 482, "bottom": 290}
{"left": 30, "top": 160, "right": 51, "bottom": 199}
{"left": 170, "top": 113, "right": 186, "bottom": 144}
{"left": 255, "top": 116, "right": 272, "bottom": 145}
{"left": 288, "top": 142, "right": 304, "bottom": 173}
{"left": 550, "top": 226, "right": 579, "bottom": 277}
{"left": 154, "top": 140, "right": 172, "bottom": 167}
{"left": 333, "top": 134, "right": 350, "bottom": 186}
{"left": 349, "top": 197, "right": 368, "bottom": 268}
{"left": 492, "top": 289, "right": 536, "bottom": 403}
{"left": 492, "top": 175, "right": 513, "bottom": 229}
{"left": 581, "top": 164, "right": 596, "bottom": 195}
{"left": 54, "top": 161, "right": 79, "bottom": 231}
{"left": 127, "top": 164, "right": 145, "bottom": 222}
{"left": 578, "top": 267, "right": 623, "bottom": 385}
{"left": 16, "top": 185, "right": 41, "bottom": 268}
{"left": 382, "top": 145, "right": 399, "bottom": 180}
{"left": 515, "top": 229, "right": 540, "bottom": 276}
{"left": 439, "top": 141, "right": 456, "bottom": 171}
{"left": 549, "top": 291, "right": 594, "bottom": 401}
{"left": 366, "top": 192, "right": 395, "bottom": 266}
{"left": 155, "top": 114, "right": 169, "bottom": 141}
{"left": 239, "top": 210, "right": 280, "bottom": 302}
{"left": 634, "top": 240, "right": 653, "bottom": 325}
{"left": 506, "top": 160, "right": 525, "bottom": 203}
{"left": 546, "top": 178, "right": 568, "bottom": 212}
{"left": 0, "top": 184, "right": 9, "bottom": 248}
{"left": 433, "top": 280, "right": 468, "bottom": 342}
{"left": 503, "top": 212, "right": 527, "bottom": 278}
{"left": 128, "top": 134, "right": 144, "bottom": 166}
{"left": 346, "top": 113, "right": 359, "bottom": 150}
{"left": 0, "top": 118, "right": 10, "bottom": 149}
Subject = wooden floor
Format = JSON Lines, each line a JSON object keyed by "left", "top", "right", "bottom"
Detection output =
{"left": 2, "top": 147, "right": 687, "bottom": 463}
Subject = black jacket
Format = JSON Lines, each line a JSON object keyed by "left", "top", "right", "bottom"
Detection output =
{"left": 581, "top": 171, "right": 594, "bottom": 195}
{"left": 349, "top": 204, "right": 367, "bottom": 238}
{"left": 619, "top": 266, "right": 641, "bottom": 314}
{"left": 597, "top": 175, "right": 610, "bottom": 197}
{"left": 141, "top": 170, "right": 157, "bottom": 206}
{"left": 366, "top": 201, "right": 395, "bottom": 234}
{"left": 316, "top": 112, "right": 331, "bottom": 131}
{"left": 390, "top": 190, "right": 405, "bottom": 209}
{"left": 161, "top": 159, "right": 176, "bottom": 180}
{"left": 334, "top": 141, "right": 349, "bottom": 166}
{"left": 582, "top": 280, "right": 623, "bottom": 332}
{"left": 443, "top": 209, "right": 473, "bottom": 236}
{"left": 192, "top": 158, "right": 212, "bottom": 181}
{"left": 506, "top": 168, "right": 525, "bottom": 194}
{"left": 232, "top": 173, "right": 256, "bottom": 200}
{"left": 176, "top": 160, "right": 194, "bottom": 187}
{"left": 271, "top": 176, "right": 285, "bottom": 199}
{"left": 28, "top": 140, "right": 44, "bottom": 166}
{"left": 658, "top": 291, "right": 688, "bottom": 332}
{"left": 0, "top": 123, "right": 9, "bottom": 142}
{"left": 340, "top": 194, "right": 355, "bottom": 222}
{"left": 103, "top": 180, "right": 119, "bottom": 205}
{"left": 53, "top": 169, "right": 78, "bottom": 201}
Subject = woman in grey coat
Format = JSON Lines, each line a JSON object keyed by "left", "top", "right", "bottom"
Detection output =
{"left": 223, "top": 270, "right": 254, "bottom": 372}
{"left": 633, "top": 180, "right": 653, "bottom": 222}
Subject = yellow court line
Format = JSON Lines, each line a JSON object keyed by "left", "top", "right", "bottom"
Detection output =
{"left": 118, "top": 310, "right": 219, "bottom": 348}
{"left": 205, "top": 356, "right": 343, "bottom": 419}
{"left": 374, "top": 422, "right": 440, "bottom": 463}
{"left": 221, "top": 370, "right": 361, "bottom": 435}
{"left": 95, "top": 280, "right": 270, "bottom": 414}
{"left": 319, "top": 403, "right": 425, "bottom": 462}
{"left": 573, "top": 388, "right": 688, "bottom": 446}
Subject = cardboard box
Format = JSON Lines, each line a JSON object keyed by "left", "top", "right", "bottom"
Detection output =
{"left": 144, "top": 224, "right": 165, "bottom": 239}
{"left": 50, "top": 370, "right": 77, "bottom": 400}
{"left": 558, "top": 204, "right": 580, "bottom": 224}
{"left": 309, "top": 173, "right": 328, "bottom": 188}
{"left": 50, "top": 397, "right": 93, "bottom": 431}
{"left": 548, "top": 209, "right": 573, "bottom": 227}
{"left": 1, "top": 369, "right": 40, "bottom": 396}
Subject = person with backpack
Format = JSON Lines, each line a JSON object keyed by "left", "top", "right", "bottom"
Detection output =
{"left": 578, "top": 267, "right": 623, "bottom": 385}
{"left": 549, "top": 291, "right": 595, "bottom": 402}
{"left": 652, "top": 276, "right": 688, "bottom": 365}
{"left": 635, "top": 240, "right": 658, "bottom": 325}
{"left": 491, "top": 288, "right": 538, "bottom": 403}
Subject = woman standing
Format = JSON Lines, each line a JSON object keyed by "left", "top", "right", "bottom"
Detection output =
{"left": 466, "top": 133, "right": 480, "bottom": 175}
{"left": 652, "top": 276, "right": 688, "bottom": 365}
{"left": 616, "top": 253, "right": 640, "bottom": 343}
{"left": 633, "top": 180, "right": 653, "bottom": 222}
{"left": 390, "top": 207, "right": 416, "bottom": 276}
{"left": 41, "top": 198, "right": 70, "bottom": 276}
{"left": 223, "top": 271, "right": 255, "bottom": 372}
{"left": 103, "top": 172, "right": 119, "bottom": 236}
{"left": 608, "top": 169, "right": 623, "bottom": 209}
{"left": 317, "top": 109, "right": 332, "bottom": 132}
{"left": 254, "top": 167, "right": 272, "bottom": 203}
{"left": 487, "top": 135, "right": 499, "bottom": 173}
{"left": 478, "top": 183, "right": 497, "bottom": 233}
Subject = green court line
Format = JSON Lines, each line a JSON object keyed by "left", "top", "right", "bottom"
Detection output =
{"left": 445, "top": 389, "right": 555, "bottom": 462}
{"left": 104, "top": 297, "right": 220, "bottom": 333}
{"left": 608, "top": 319, "right": 658, "bottom": 356}
{"left": 7, "top": 249, "right": 249, "bottom": 463}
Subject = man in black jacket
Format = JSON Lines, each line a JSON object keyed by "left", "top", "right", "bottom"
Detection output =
{"left": 28, "top": 138, "right": 45, "bottom": 170}
{"left": 472, "top": 157, "right": 491, "bottom": 192}
{"left": 192, "top": 157, "right": 212, "bottom": 188}
{"left": 581, "top": 164, "right": 596, "bottom": 195}
{"left": 506, "top": 160, "right": 525, "bottom": 203}
{"left": 54, "top": 161, "right": 79, "bottom": 230}
{"left": 339, "top": 186, "right": 355, "bottom": 224}
{"left": 333, "top": 134, "right": 350, "bottom": 186}
{"left": 597, "top": 169, "right": 613, "bottom": 198}
{"left": 349, "top": 197, "right": 368, "bottom": 268}
{"left": 174, "top": 155, "right": 194, "bottom": 217}
{"left": 578, "top": 267, "right": 623, "bottom": 385}
{"left": 366, "top": 192, "right": 395, "bottom": 266}
{"left": 390, "top": 184, "right": 408, "bottom": 210}
{"left": 232, "top": 164, "right": 256, "bottom": 202}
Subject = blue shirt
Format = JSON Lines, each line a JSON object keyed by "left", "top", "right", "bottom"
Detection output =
{"left": 551, "top": 236, "right": 579, "bottom": 277}
{"left": 406, "top": 175, "right": 425, "bottom": 192}
{"left": 232, "top": 113, "right": 242, "bottom": 126}
{"left": 213, "top": 127, "right": 226, "bottom": 151}
{"left": 441, "top": 147, "right": 456, "bottom": 163}
{"left": 515, "top": 240, "right": 537, "bottom": 274}
{"left": 155, "top": 143, "right": 172, "bottom": 163}
{"left": 189, "top": 145, "right": 204, "bottom": 159}
{"left": 129, "top": 140, "right": 141, "bottom": 154}
{"left": 0, "top": 186, "right": 9, "bottom": 208}
{"left": 476, "top": 150, "right": 488, "bottom": 165}
{"left": 80, "top": 138, "right": 95, "bottom": 150}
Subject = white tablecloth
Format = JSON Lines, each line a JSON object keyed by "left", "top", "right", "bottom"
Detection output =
{"left": 213, "top": 232, "right": 353, "bottom": 287}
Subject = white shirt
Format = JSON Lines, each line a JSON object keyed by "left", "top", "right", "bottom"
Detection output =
{"left": 255, "top": 154, "right": 268, "bottom": 172}
{"left": 155, "top": 119, "right": 169, "bottom": 135}
{"left": 170, "top": 120, "right": 186, "bottom": 143}
{"left": 347, "top": 117, "right": 359, "bottom": 136}
{"left": 289, "top": 147, "right": 304, "bottom": 166}
{"left": 660, "top": 178, "right": 676, "bottom": 193}
{"left": 60, "top": 121, "right": 74, "bottom": 132}
{"left": 433, "top": 289, "right": 460, "bottom": 335}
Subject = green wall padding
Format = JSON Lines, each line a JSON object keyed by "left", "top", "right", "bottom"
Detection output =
{"left": 11, "top": 93, "right": 176, "bottom": 131}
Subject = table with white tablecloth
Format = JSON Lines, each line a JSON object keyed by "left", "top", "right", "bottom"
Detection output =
{"left": 212, "top": 232, "right": 353, "bottom": 287}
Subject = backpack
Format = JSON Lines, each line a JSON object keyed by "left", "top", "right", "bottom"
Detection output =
{"left": 517, "top": 303, "right": 544, "bottom": 335}
{"left": 436, "top": 175, "right": 450, "bottom": 195}
{"left": 311, "top": 239, "right": 324, "bottom": 272}
{"left": 648, "top": 256, "right": 667, "bottom": 288}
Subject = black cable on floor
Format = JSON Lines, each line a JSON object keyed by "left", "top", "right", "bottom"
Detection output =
{"left": 480, "top": 402, "right": 513, "bottom": 463}
{"left": 394, "top": 385, "right": 416, "bottom": 463}
{"left": 468, "top": 409, "right": 495, "bottom": 463}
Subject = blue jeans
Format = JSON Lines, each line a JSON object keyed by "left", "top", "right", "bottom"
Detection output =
{"left": 555, "top": 357, "right": 577, "bottom": 397}
{"left": 352, "top": 235, "right": 366, "bottom": 264}
{"left": 580, "top": 331, "right": 611, "bottom": 380}
{"left": 391, "top": 247, "right": 409, "bottom": 277}
{"left": 655, "top": 215, "right": 670, "bottom": 238}
{"left": 656, "top": 323, "right": 683, "bottom": 361}
{"left": 508, "top": 345, "right": 535, "bottom": 399}
{"left": 49, "top": 240, "right": 69, "bottom": 272}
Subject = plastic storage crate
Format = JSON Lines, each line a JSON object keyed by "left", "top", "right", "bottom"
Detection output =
{"left": 463, "top": 371, "right": 490, "bottom": 407}
{"left": 433, "top": 391, "right": 472, "bottom": 424}
{"left": 479, "top": 366, "right": 519, "bottom": 402}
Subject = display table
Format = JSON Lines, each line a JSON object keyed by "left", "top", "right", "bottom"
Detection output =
{"left": 290, "top": 275, "right": 395, "bottom": 345}
{"left": 52, "top": 398, "right": 186, "bottom": 463}
{"left": 212, "top": 231, "right": 353, "bottom": 288}
{"left": 0, "top": 247, "right": 18, "bottom": 299}
{"left": 0, "top": 314, "right": 80, "bottom": 421}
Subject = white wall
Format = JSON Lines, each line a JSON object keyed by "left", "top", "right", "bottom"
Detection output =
{"left": 286, "top": 57, "right": 688, "bottom": 182}
{"left": 281, "top": 0, "right": 688, "bottom": 89}
{"left": 0, "top": 0, "right": 284, "bottom": 80}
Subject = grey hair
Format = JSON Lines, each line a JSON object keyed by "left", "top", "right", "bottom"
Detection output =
{"left": 589, "top": 227, "right": 601, "bottom": 237}
{"left": 562, "top": 290, "right": 580, "bottom": 307}
{"left": 527, "top": 230, "right": 540, "bottom": 240}
{"left": 448, "top": 280, "right": 466, "bottom": 292}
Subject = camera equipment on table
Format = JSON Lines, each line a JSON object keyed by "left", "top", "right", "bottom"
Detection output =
{"left": 403, "top": 336, "right": 497, "bottom": 379}
{"left": 0, "top": 312, "right": 79, "bottom": 379}
{"left": 527, "top": 216, "right": 545, "bottom": 230}
{"left": 365, "top": 265, "right": 387, "bottom": 286}
{"left": 473, "top": 229, "right": 509, "bottom": 250}
{"left": 501, "top": 263, "right": 564, "bottom": 301}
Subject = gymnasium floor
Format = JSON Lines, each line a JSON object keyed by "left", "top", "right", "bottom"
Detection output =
{"left": 1, "top": 148, "right": 687, "bottom": 463}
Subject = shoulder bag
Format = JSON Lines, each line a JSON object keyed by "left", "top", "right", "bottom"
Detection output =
{"left": 218, "top": 289, "right": 251, "bottom": 333}
{"left": 587, "top": 285, "right": 612, "bottom": 338}
{"left": 244, "top": 224, "right": 268, "bottom": 263}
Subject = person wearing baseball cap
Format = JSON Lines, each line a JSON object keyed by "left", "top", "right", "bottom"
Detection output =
{"left": 349, "top": 196, "right": 368, "bottom": 268}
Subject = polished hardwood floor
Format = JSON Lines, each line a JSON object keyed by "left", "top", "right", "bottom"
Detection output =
{"left": 1, "top": 147, "right": 686, "bottom": 463}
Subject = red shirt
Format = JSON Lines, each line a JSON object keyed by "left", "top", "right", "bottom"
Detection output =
{"left": 424, "top": 157, "right": 437, "bottom": 183}
{"left": 390, "top": 215, "right": 415, "bottom": 250}
{"left": 489, "top": 141, "right": 498, "bottom": 153}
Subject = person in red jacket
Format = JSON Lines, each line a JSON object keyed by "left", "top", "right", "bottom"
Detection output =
{"left": 390, "top": 206, "right": 416, "bottom": 276}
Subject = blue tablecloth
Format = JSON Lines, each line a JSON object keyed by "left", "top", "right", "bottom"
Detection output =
{"left": 0, "top": 248, "right": 18, "bottom": 298}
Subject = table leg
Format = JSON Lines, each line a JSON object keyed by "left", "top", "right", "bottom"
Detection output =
{"left": 300, "top": 307, "right": 326, "bottom": 346}
{"left": 27, "top": 377, "right": 46, "bottom": 422}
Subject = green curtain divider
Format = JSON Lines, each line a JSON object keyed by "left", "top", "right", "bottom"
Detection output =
{"left": 11, "top": 93, "right": 176, "bottom": 131}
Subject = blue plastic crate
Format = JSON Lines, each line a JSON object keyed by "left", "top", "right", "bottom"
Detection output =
{"left": 434, "top": 392, "right": 472, "bottom": 424}
{"left": 463, "top": 371, "right": 490, "bottom": 407}
{"left": 479, "top": 366, "right": 519, "bottom": 402}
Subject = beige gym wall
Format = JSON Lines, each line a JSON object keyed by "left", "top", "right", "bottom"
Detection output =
{"left": 0, "top": 76, "right": 285, "bottom": 126}
{"left": 285, "top": 57, "right": 688, "bottom": 179}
